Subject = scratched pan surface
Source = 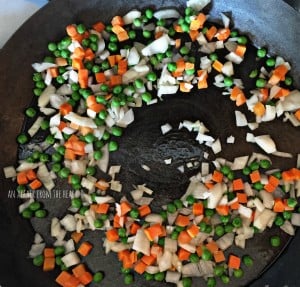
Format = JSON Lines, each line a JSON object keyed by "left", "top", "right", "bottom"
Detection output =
{"left": 0, "top": 0, "right": 300, "bottom": 286}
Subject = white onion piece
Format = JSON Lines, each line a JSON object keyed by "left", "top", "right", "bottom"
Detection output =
{"left": 94, "top": 196, "right": 115, "bottom": 204}
{"left": 127, "top": 47, "right": 140, "bottom": 66}
{"left": 165, "top": 271, "right": 181, "bottom": 284}
{"left": 154, "top": 9, "right": 180, "bottom": 19}
{"left": 28, "top": 116, "right": 44, "bottom": 137}
{"left": 221, "top": 12, "right": 230, "bottom": 28}
{"left": 253, "top": 209, "right": 276, "bottom": 231}
{"left": 216, "top": 233, "right": 234, "bottom": 250}
{"left": 3, "top": 166, "right": 16, "bottom": 178}
{"left": 280, "top": 220, "right": 295, "bottom": 235}
{"left": 144, "top": 214, "right": 163, "bottom": 224}
{"left": 28, "top": 243, "right": 46, "bottom": 258}
{"left": 279, "top": 89, "right": 300, "bottom": 112}
{"left": 207, "top": 183, "right": 225, "bottom": 209}
{"left": 186, "top": 0, "right": 211, "bottom": 11}
{"left": 146, "top": 266, "right": 160, "bottom": 274}
{"left": 181, "top": 263, "right": 202, "bottom": 277}
{"left": 50, "top": 94, "right": 67, "bottom": 109}
{"left": 291, "top": 213, "right": 300, "bottom": 226}
{"left": 254, "top": 135, "right": 277, "bottom": 154}
{"left": 142, "top": 34, "right": 170, "bottom": 56}
{"left": 158, "top": 250, "right": 173, "bottom": 272}
{"left": 60, "top": 214, "right": 76, "bottom": 232}
{"left": 61, "top": 252, "right": 80, "bottom": 268}
{"left": 38, "top": 85, "right": 56, "bottom": 107}
{"left": 259, "top": 190, "right": 274, "bottom": 209}
{"left": 64, "top": 112, "right": 97, "bottom": 128}
{"left": 132, "top": 229, "right": 150, "bottom": 255}
{"left": 37, "top": 164, "right": 55, "bottom": 191}
{"left": 164, "top": 238, "right": 178, "bottom": 253}
{"left": 225, "top": 52, "right": 243, "bottom": 64}
{"left": 123, "top": 10, "right": 142, "bottom": 25}
{"left": 116, "top": 109, "right": 134, "bottom": 128}
{"left": 161, "top": 123, "right": 173, "bottom": 135}
{"left": 64, "top": 239, "right": 75, "bottom": 254}
{"left": 32, "top": 62, "right": 56, "bottom": 72}
{"left": 235, "top": 110, "right": 248, "bottom": 127}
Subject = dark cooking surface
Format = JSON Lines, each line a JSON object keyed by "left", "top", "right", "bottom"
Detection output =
{"left": 0, "top": 0, "right": 299, "bottom": 286}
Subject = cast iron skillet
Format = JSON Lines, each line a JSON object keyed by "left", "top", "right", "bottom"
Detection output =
{"left": 0, "top": 0, "right": 300, "bottom": 286}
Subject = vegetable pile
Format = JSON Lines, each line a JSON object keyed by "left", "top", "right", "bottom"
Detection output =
{"left": 3, "top": 0, "right": 300, "bottom": 286}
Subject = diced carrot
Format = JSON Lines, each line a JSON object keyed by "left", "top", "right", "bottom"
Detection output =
{"left": 92, "top": 21, "right": 105, "bottom": 32}
{"left": 178, "top": 248, "right": 191, "bottom": 261}
{"left": 130, "top": 251, "right": 138, "bottom": 264}
{"left": 216, "top": 28, "right": 231, "bottom": 41}
{"left": 212, "top": 60, "right": 223, "bottom": 72}
{"left": 95, "top": 72, "right": 106, "bottom": 83}
{"left": 64, "top": 276, "right": 81, "bottom": 287}
{"left": 190, "top": 13, "right": 206, "bottom": 30}
{"left": 66, "top": 24, "right": 78, "bottom": 37}
{"left": 138, "top": 205, "right": 151, "bottom": 217}
{"left": 212, "top": 170, "right": 224, "bottom": 183}
{"left": 106, "top": 228, "right": 119, "bottom": 242}
{"left": 197, "top": 70, "right": 208, "bottom": 89}
{"left": 253, "top": 101, "right": 266, "bottom": 116}
{"left": 230, "top": 201, "right": 240, "bottom": 210}
{"left": 96, "top": 203, "right": 110, "bottom": 214}
{"left": 49, "top": 67, "right": 59, "bottom": 78}
{"left": 58, "top": 121, "right": 67, "bottom": 131}
{"left": 72, "top": 58, "right": 84, "bottom": 70}
{"left": 85, "top": 48, "right": 95, "bottom": 61}
{"left": 237, "top": 192, "right": 247, "bottom": 204}
{"left": 111, "top": 24, "right": 126, "bottom": 35}
{"left": 43, "top": 257, "right": 55, "bottom": 272}
{"left": 274, "top": 88, "right": 290, "bottom": 99}
{"left": 144, "top": 223, "right": 164, "bottom": 241}
{"left": 187, "top": 224, "right": 199, "bottom": 238}
{"left": 205, "top": 181, "right": 215, "bottom": 189}
{"left": 206, "top": 26, "right": 217, "bottom": 41}
{"left": 95, "top": 179, "right": 110, "bottom": 191}
{"left": 264, "top": 182, "right": 276, "bottom": 193}
{"left": 175, "top": 215, "right": 190, "bottom": 227}
{"left": 273, "top": 198, "right": 285, "bottom": 213}
{"left": 64, "top": 148, "right": 76, "bottom": 160}
{"left": 113, "top": 214, "right": 122, "bottom": 228}
{"left": 260, "top": 88, "right": 269, "bottom": 102}
{"left": 71, "top": 231, "right": 83, "bottom": 244}
{"left": 73, "top": 47, "right": 85, "bottom": 60}
{"left": 90, "top": 103, "right": 106, "bottom": 113}
{"left": 189, "top": 30, "right": 199, "bottom": 41}
{"left": 235, "top": 45, "right": 247, "bottom": 57}
{"left": 150, "top": 244, "right": 163, "bottom": 258}
{"left": 141, "top": 255, "right": 156, "bottom": 266}
{"left": 44, "top": 248, "right": 55, "bottom": 258}
{"left": 78, "top": 69, "right": 89, "bottom": 88}
{"left": 250, "top": 170, "right": 261, "bottom": 183}
{"left": 56, "top": 271, "right": 73, "bottom": 287}
{"left": 120, "top": 201, "right": 132, "bottom": 216}
{"left": 72, "top": 264, "right": 86, "bottom": 278}
{"left": 111, "top": 15, "right": 125, "bottom": 26}
{"left": 59, "top": 102, "right": 73, "bottom": 116}
{"left": 175, "top": 38, "right": 181, "bottom": 48}
{"left": 179, "top": 82, "right": 192, "bottom": 92}
{"left": 294, "top": 109, "right": 300, "bottom": 121}
{"left": 78, "top": 241, "right": 93, "bottom": 256}
{"left": 134, "top": 260, "right": 147, "bottom": 274}
{"left": 118, "top": 249, "right": 130, "bottom": 261}
{"left": 216, "top": 205, "right": 229, "bottom": 216}
{"left": 29, "top": 179, "right": 42, "bottom": 190}
{"left": 214, "top": 250, "right": 226, "bottom": 263}
{"left": 117, "top": 30, "right": 129, "bottom": 42}
{"left": 130, "top": 222, "right": 141, "bottom": 235}
{"left": 26, "top": 169, "right": 37, "bottom": 181}
{"left": 282, "top": 168, "right": 300, "bottom": 181}
{"left": 118, "top": 59, "right": 128, "bottom": 75}
{"left": 109, "top": 74, "right": 122, "bottom": 86}
{"left": 178, "top": 230, "right": 192, "bottom": 244}
{"left": 268, "top": 64, "right": 288, "bottom": 85}
{"left": 268, "top": 176, "right": 279, "bottom": 188}
{"left": 193, "top": 202, "right": 204, "bottom": 216}
{"left": 174, "top": 24, "right": 183, "bottom": 33}
{"left": 232, "top": 178, "right": 244, "bottom": 191}
{"left": 228, "top": 254, "right": 241, "bottom": 269}
{"left": 78, "top": 271, "right": 93, "bottom": 285}
{"left": 235, "top": 92, "right": 247, "bottom": 106}
{"left": 55, "top": 57, "right": 68, "bottom": 66}
{"left": 17, "top": 171, "right": 28, "bottom": 185}
{"left": 206, "top": 241, "right": 219, "bottom": 254}
{"left": 230, "top": 86, "right": 244, "bottom": 101}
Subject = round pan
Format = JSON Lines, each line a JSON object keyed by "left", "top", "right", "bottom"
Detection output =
{"left": 0, "top": 0, "right": 299, "bottom": 286}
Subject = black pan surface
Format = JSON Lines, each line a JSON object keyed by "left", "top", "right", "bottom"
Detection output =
{"left": 0, "top": 0, "right": 300, "bottom": 286}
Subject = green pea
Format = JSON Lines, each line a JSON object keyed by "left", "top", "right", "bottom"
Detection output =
{"left": 253, "top": 182, "right": 264, "bottom": 191}
{"left": 54, "top": 246, "right": 65, "bottom": 256}
{"left": 167, "top": 203, "right": 177, "bottom": 214}
{"left": 224, "top": 76, "right": 233, "bottom": 87}
{"left": 225, "top": 224, "right": 234, "bottom": 233}
{"left": 29, "top": 202, "right": 41, "bottom": 211}
{"left": 33, "top": 254, "right": 44, "bottom": 266}
{"left": 189, "top": 253, "right": 200, "bottom": 263}
{"left": 257, "top": 48, "right": 267, "bottom": 58}
{"left": 40, "top": 153, "right": 50, "bottom": 163}
{"left": 232, "top": 217, "right": 242, "bottom": 228}
{"left": 17, "top": 133, "right": 28, "bottom": 144}
{"left": 287, "top": 198, "right": 297, "bottom": 208}
{"left": 128, "top": 30, "right": 136, "bottom": 39}
{"left": 108, "top": 42, "right": 118, "bottom": 52}
{"left": 207, "top": 277, "right": 216, "bottom": 287}
{"left": 133, "top": 18, "right": 142, "bottom": 27}
{"left": 242, "top": 255, "right": 253, "bottom": 267}
{"left": 220, "top": 215, "right": 230, "bottom": 224}
{"left": 221, "top": 275, "right": 230, "bottom": 284}
{"left": 283, "top": 211, "right": 292, "bottom": 220}
{"left": 270, "top": 235, "right": 281, "bottom": 247}
{"left": 52, "top": 163, "right": 61, "bottom": 173}
{"left": 56, "top": 146, "right": 65, "bottom": 155}
{"left": 134, "top": 78, "right": 144, "bottom": 89}
{"left": 146, "top": 72, "right": 157, "bottom": 82}
{"left": 214, "top": 265, "right": 224, "bottom": 276}
{"left": 145, "top": 8, "right": 153, "bottom": 19}
{"left": 185, "top": 7, "right": 194, "bottom": 16}
{"left": 167, "top": 62, "right": 177, "bottom": 73}
{"left": 56, "top": 75, "right": 65, "bottom": 84}
{"left": 35, "top": 209, "right": 47, "bottom": 218}
{"left": 181, "top": 22, "right": 190, "bottom": 32}
{"left": 40, "top": 120, "right": 49, "bottom": 130}
{"left": 256, "top": 78, "right": 266, "bottom": 88}
{"left": 141, "top": 92, "right": 152, "bottom": 103}
{"left": 124, "top": 273, "right": 134, "bottom": 285}
{"left": 259, "top": 159, "right": 271, "bottom": 169}
{"left": 199, "top": 221, "right": 207, "bottom": 232}
{"left": 22, "top": 208, "right": 33, "bottom": 219}
{"left": 154, "top": 272, "right": 165, "bottom": 281}
{"left": 44, "top": 56, "right": 54, "bottom": 63}
{"left": 168, "top": 27, "right": 176, "bottom": 37}
{"left": 144, "top": 272, "right": 154, "bottom": 281}
{"left": 59, "top": 167, "right": 70, "bottom": 178}
{"left": 215, "top": 225, "right": 225, "bottom": 237}
{"left": 93, "top": 150, "right": 103, "bottom": 160}
{"left": 186, "top": 195, "right": 196, "bottom": 205}
{"left": 284, "top": 76, "right": 293, "bottom": 86}
{"left": 33, "top": 88, "right": 42, "bottom": 96}
{"left": 51, "top": 152, "right": 62, "bottom": 163}
{"left": 71, "top": 198, "right": 82, "bottom": 209}
{"left": 249, "top": 69, "right": 258, "bottom": 78}
{"left": 17, "top": 185, "right": 26, "bottom": 194}
{"left": 55, "top": 256, "right": 63, "bottom": 266}
{"left": 209, "top": 53, "right": 218, "bottom": 61}
{"left": 102, "top": 131, "right": 110, "bottom": 140}
{"left": 25, "top": 107, "right": 37, "bottom": 118}
{"left": 202, "top": 249, "right": 212, "bottom": 261}
{"left": 93, "top": 271, "right": 104, "bottom": 283}
{"left": 171, "top": 230, "right": 179, "bottom": 240}
{"left": 111, "top": 126, "right": 123, "bottom": 137}
{"left": 84, "top": 133, "right": 95, "bottom": 143}
{"left": 129, "top": 209, "right": 139, "bottom": 219}
{"left": 143, "top": 30, "right": 152, "bottom": 39}
{"left": 86, "top": 166, "right": 96, "bottom": 176}
{"left": 175, "top": 226, "right": 185, "bottom": 232}
{"left": 160, "top": 210, "right": 167, "bottom": 222}
{"left": 204, "top": 225, "right": 212, "bottom": 233}
{"left": 174, "top": 199, "right": 183, "bottom": 209}
{"left": 230, "top": 30, "right": 238, "bottom": 37}
{"left": 156, "top": 19, "right": 166, "bottom": 27}
{"left": 33, "top": 72, "right": 43, "bottom": 82}
{"left": 182, "top": 277, "right": 192, "bottom": 287}
{"left": 121, "top": 267, "right": 131, "bottom": 274}
{"left": 94, "top": 219, "right": 104, "bottom": 228}
{"left": 237, "top": 36, "right": 248, "bottom": 45}
{"left": 79, "top": 206, "right": 89, "bottom": 216}
{"left": 274, "top": 215, "right": 284, "bottom": 226}
{"left": 266, "top": 58, "right": 276, "bottom": 67}
{"left": 108, "top": 141, "right": 118, "bottom": 152}
{"left": 220, "top": 165, "right": 231, "bottom": 175}
{"left": 180, "top": 46, "right": 190, "bottom": 55}
{"left": 89, "top": 34, "right": 98, "bottom": 43}
{"left": 233, "top": 268, "right": 244, "bottom": 278}
{"left": 205, "top": 208, "right": 214, "bottom": 217}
